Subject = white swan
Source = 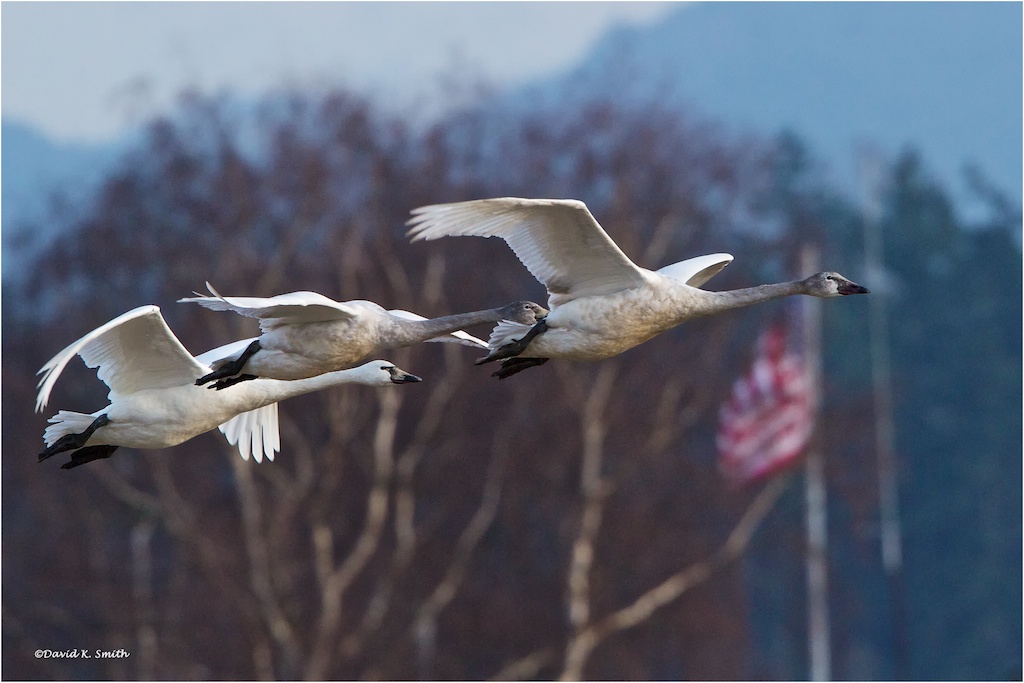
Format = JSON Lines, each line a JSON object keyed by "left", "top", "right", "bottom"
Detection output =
{"left": 35, "top": 305, "right": 422, "bottom": 469}
{"left": 407, "top": 197, "right": 869, "bottom": 378}
{"left": 178, "top": 283, "right": 547, "bottom": 388}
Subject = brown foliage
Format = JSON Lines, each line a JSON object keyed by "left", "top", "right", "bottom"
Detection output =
{"left": 4, "top": 88, "right": 815, "bottom": 680}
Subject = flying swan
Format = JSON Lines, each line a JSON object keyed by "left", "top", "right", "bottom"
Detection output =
{"left": 35, "top": 305, "right": 422, "bottom": 469}
{"left": 407, "top": 197, "right": 868, "bottom": 378}
{"left": 179, "top": 284, "right": 547, "bottom": 388}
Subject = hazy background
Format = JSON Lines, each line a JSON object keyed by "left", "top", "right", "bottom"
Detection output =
{"left": 2, "top": 2, "right": 673, "bottom": 141}
{"left": 3, "top": 2, "right": 1020, "bottom": 680}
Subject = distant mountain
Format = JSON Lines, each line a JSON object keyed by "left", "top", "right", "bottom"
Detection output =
{"left": 521, "top": 2, "right": 1021, "bottom": 206}
{"left": 2, "top": 120, "right": 121, "bottom": 222}
{"left": 4, "top": 1, "right": 1018, "bottom": 279}
{"left": 2, "top": 119, "right": 122, "bottom": 280}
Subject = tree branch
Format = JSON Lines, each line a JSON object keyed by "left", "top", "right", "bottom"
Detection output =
{"left": 230, "top": 453, "right": 303, "bottom": 679}
{"left": 341, "top": 344, "right": 466, "bottom": 660}
{"left": 560, "top": 474, "right": 790, "bottom": 678}
{"left": 490, "top": 648, "right": 558, "bottom": 682}
{"left": 304, "top": 387, "right": 400, "bottom": 680}
{"left": 88, "top": 461, "right": 162, "bottom": 515}
{"left": 561, "top": 363, "right": 618, "bottom": 679}
{"left": 130, "top": 517, "right": 158, "bottom": 679}
{"left": 412, "top": 423, "right": 513, "bottom": 678}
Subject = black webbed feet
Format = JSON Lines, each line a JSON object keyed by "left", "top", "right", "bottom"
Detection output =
{"left": 475, "top": 343, "right": 520, "bottom": 366}
{"left": 207, "top": 374, "right": 259, "bottom": 391}
{"left": 60, "top": 444, "right": 120, "bottom": 470}
{"left": 196, "top": 340, "right": 261, "bottom": 386}
{"left": 492, "top": 357, "right": 550, "bottom": 380}
{"left": 475, "top": 318, "right": 549, "bottom": 366}
{"left": 39, "top": 414, "right": 110, "bottom": 462}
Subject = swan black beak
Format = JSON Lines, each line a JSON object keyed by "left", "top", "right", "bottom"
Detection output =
{"left": 390, "top": 371, "right": 422, "bottom": 384}
{"left": 838, "top": 281, "right": 870, "bottom": 295}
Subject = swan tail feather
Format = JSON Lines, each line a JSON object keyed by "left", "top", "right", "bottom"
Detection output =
{"left": 43, "top": 411, "right": 104, "bottom": 447}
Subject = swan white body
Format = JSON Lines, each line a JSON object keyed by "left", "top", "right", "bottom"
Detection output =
{"left": 36, "top": 306, "right": 421, "bottom": 466}
{"left": 407, "top": 198, "right": 868, "bottom": 372}
{"left": 482, "top": 271, "right": 729, "bottom": 361}
{"left": 179, "top": 284, "right": 546, "bottom": 383}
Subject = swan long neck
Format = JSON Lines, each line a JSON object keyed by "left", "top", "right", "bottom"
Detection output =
{"left": 688, "top": 280, "right": 807, "bottom": 317}
{"left": 247, "top": 371, "right": 368, "bottom": 405}
{"left": 389, "top": 308, "right": 504, "bottom": 345}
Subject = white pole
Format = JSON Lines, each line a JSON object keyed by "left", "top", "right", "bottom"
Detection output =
{"left": 801, "top": 244, "right": 831, "bottom": 681}
{"left": 860, "top": 148, "right": 909, "bottom": 678}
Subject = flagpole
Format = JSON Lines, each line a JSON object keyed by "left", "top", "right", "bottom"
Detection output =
{"left": 860, "top": 149, "right": 909, "bottom": 679}
{"left": 801, "top": 244, "right": 831, "bottom": 681}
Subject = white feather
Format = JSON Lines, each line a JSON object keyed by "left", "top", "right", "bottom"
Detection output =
{"left": 408, "top": 198, "right": 866, "bottom": 371}
{"left": 656, "top": 253, "right": 734, "bottom": 288}
{"left": 180, "top": 284, "right": 514, "bottom": 379}
{"left": 408, "top": 198, "right": 648, "bottom": 308}
{"left": 36, "top": 305, "right": 206, "bottom": 412}
{"left": 38, "top": 307, "right": 417, "bottom": 465}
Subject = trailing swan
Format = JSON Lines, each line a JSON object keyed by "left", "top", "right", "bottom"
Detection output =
{"left": 36, "top": 306, "right": 421, "bottom": 469}
{"left": 179, "top": 283, "right": 547, "bottom": 388}
{"left": 407, "top": 197, "right": 868, "bottom": 378}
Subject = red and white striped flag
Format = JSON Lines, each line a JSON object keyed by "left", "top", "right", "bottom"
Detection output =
{"left": 717, "top": 314, "right": 814, "bottom": 486}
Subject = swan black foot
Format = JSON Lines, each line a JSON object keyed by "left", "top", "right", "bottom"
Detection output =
{"left": 196, "top": 340, "right": 261, "bottom": 386}
{"left": 207, "top": 374, "right": 258, "bottom": 391}
{"left": 39, "top": 414, "right": 110, "bottom": 462}
{"left": 60, "top": 444, "right": 120, "bottom": 470}
{"left": 492, "top": 357, "right": 549, "bottom": 380}
{"left": 475, "top": 319, "right": 548, "bottom": 366}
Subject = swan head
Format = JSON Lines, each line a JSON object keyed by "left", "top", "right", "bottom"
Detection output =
{"left": 357, "top": 360, "right": 423, "bottom": 385}
{"left": 496, "top": 301, "right": 549, "bottom": 324}
{"left": 803, "top": 272, "right": 870, "bottom": 297}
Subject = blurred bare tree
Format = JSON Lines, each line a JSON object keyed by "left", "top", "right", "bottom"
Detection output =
{"left": 3, "top": 86, "right": 866, "bottom": 680}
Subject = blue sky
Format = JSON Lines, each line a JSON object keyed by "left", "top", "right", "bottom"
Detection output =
{"left": 2, "top": 1, "right": 673, "bottom": 142}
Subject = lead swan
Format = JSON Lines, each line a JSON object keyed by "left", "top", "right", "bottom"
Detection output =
{"left": 407, "top": 197, "right": 869, "bottom": 378}
{"left": 179, "top": 284, "right": 547, "bottom": 388}
{"left": 35, "top": 306, "right": 422, "bottom": 469}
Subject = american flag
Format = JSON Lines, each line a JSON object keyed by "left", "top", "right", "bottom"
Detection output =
{"left": 717, "top": 309, "right": 814, "bottom": 485}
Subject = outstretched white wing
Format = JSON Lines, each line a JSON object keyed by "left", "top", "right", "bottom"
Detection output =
{"left": 179, "top": 282, "right": 368, "bottom": 329}
{"left": 35, "top": 305, "right": 206, "bottom": 412}
{"left": 386, "top": 309, "right": 487, "bottom": 348}
{"left": 192, "top": 337, "right": 260, "bottom": 367}
{"left": 656, "top": 253, "right": 734, "bottom": 288}
{"left": 195, "top": 337, "right": 281, "bottom": 463}
{"left": 407, "top": 198, "right": 648, "bottom": 308}
{"left": 193, "top": 339, "right": 282, "bottom": 464}
{"left": 217, "top": 404, "right": 280, "bottom": 463}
